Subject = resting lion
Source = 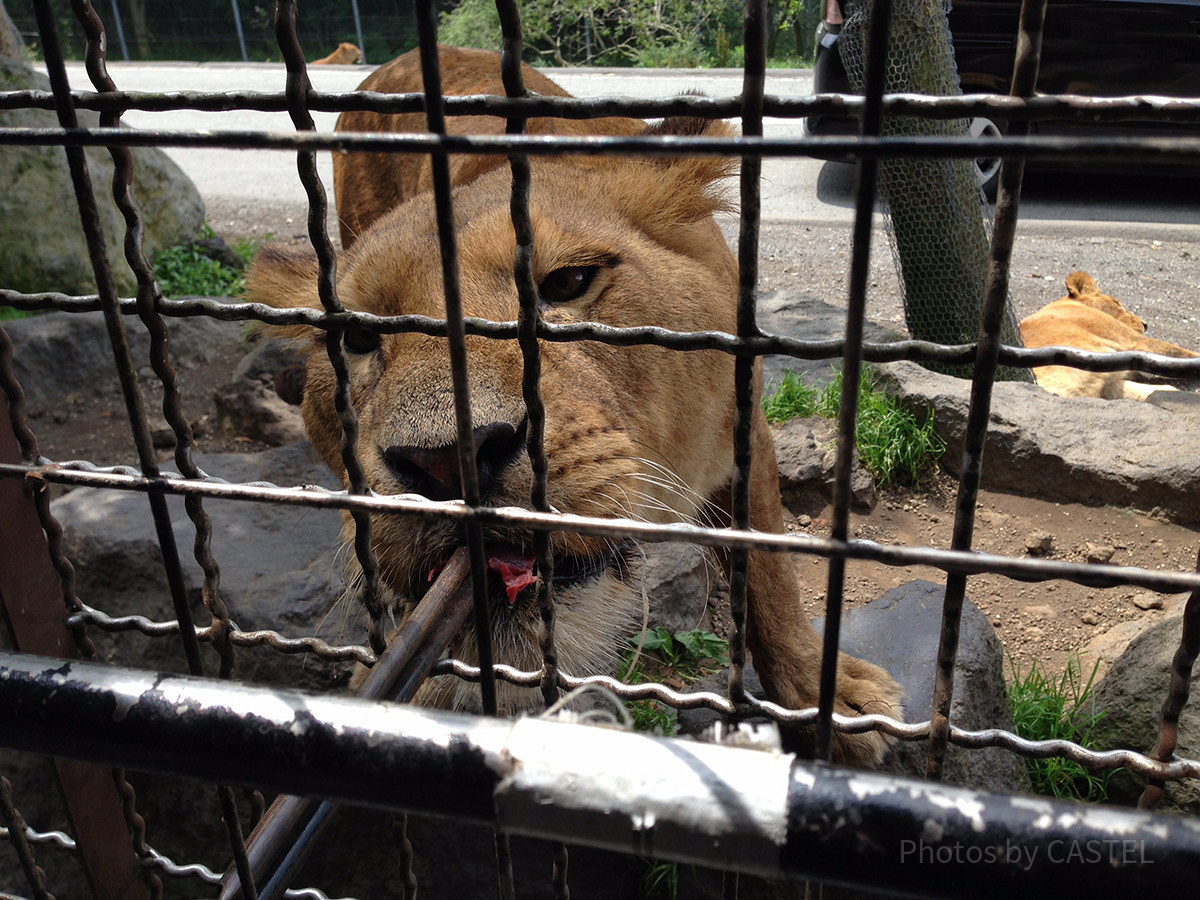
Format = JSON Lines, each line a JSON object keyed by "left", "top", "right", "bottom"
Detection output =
{"left": 1020, "top": 271, "right": 1198, "bottom": 400}
{"left": 246, "top": 46, "right": 901, "bottom": 767}
{"left": 312, "top": 42, "right": 361, "bottom": 65}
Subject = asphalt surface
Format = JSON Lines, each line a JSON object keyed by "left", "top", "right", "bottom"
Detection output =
{"left": 57, "top": 61, "right": 1200, "bottom": 349}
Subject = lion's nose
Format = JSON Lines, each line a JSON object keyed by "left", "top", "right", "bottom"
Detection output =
{"left": 383, "top": 418, "right": 528, "bottom": 501}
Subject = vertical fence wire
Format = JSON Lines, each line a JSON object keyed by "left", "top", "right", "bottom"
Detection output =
{"left": 495, "top": 3, "right": 569, "bottom": 895}
{"left": 412, "top": 0, "right": 501, "bottom": 718}
{"left": 0, "top": 776, "right": 55, "bottom": 900}
{"left": 1139, "top": 548, "right": 1200, "bottom": 810}
{"left": 28, "top": 0, "right": 205, "bottom": 679}
{"left": 727, "top": 0, "right": 767, "bottom": 714}
{"left": 925, "top": 0, "right": 1047, "bottom": 780}
{"left": 815, "top": 0, "right": 892, "bottom": 762}
{"left": 273, "top": 0, "right": 387, "bottom": 658}
{"left": 0, "top": 328, "right": 96, "bottom": 663}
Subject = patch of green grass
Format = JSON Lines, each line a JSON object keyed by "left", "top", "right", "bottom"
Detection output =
{"left": 762, "top": 367, "right": 946, "bottom": 488}
{"left": 1008, "top": 655, "right": 1116, "bottom": 802}
{"left": 153, "top": 224, "right": 261, "bottom": 298}
{"left": 619, "top": 627, "right": 729, "bottom": 735}
{"left": 0, "top": 306, "right": 35, "bottom": 322}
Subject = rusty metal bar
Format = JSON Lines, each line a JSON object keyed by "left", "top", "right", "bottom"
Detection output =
{"left": 1140, "top": 549, "right": 1200, "bottom": 810}
{"left": 4, "top": 651, "right": 1200, "bottom": 897}
{"left": 218, "top": 548, "right": 476, "bottom": 900}
{"left": 927, "top": 0, "right": 1049, "bottom": 781}
{"left": 816, "top": 0, "right": 893, "bottom": 762}
{"left": 1, "top": 379, "right": 150, "bottom": 900}
{"left": 273, "top": 0, "right": 386, "bottom": 661}
{"left": 725, "top": 0, "right": 767, "bottom": 710}
{"left": 6, "top": 86, "right": 1200, "bottom": 126}
{"left": 412, "top": 0, "right": 500, "bottom": 717}
{"left": 4, "top": 288, "right": 1200, "bottom": 382}
{"left": 0, "top": 775, "right": 54, "bottom": 900}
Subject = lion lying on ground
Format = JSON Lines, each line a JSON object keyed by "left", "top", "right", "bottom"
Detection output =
{"left": 1019, "top": 271, "right": 1198, "bottom": 400}
{"left": 246, "top": 46, "right": 901, "bottom": 767}
{"left": 312, "top": 42, "right": 361, "bottom": 65}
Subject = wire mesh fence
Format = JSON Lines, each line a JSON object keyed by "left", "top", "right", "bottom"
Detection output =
{"left": 2, "top": 0, "right": 1200, "bottom": 898}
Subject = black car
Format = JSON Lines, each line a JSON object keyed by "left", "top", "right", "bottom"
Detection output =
{"left": 805, "top": 0, "right": 1200, "bottom": 193}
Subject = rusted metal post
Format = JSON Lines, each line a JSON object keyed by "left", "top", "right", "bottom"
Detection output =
{"left": 0, "top": 383, "right": 151, "bottom": 900}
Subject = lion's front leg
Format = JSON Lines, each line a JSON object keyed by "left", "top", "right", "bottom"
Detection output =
{"left": 713, "top": 408, "right": 902, "bottom": 768}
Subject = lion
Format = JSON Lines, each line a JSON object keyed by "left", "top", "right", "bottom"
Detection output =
{"left": 312, "top": 42, "right": 362, "bottom": 65}
{"left": 246, "top": 46, "right": 901, "bottom": 767}
{"left": 1020, "top": 271, "right": 1198, "bottom": 400}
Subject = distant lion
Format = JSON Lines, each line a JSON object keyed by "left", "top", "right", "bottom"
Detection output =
{"left": 1019, "top": 271, "right": 1198, "bottom": 400}
{"left": 246, "top": 46, "right": 901, "bottom": 767}
{"left": 312, "top": 42, "right": 361, "bottom": 65}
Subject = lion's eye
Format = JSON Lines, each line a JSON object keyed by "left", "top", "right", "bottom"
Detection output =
{"left": 538, "top": 266, "right": 598, "bottom": 304}
{"left": 343, "top": 325, "right": 381, "bottom": 354}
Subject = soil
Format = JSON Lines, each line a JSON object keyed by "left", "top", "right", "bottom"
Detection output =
{"left": 19, "top": 195, "right": 1200, "bottom": 684}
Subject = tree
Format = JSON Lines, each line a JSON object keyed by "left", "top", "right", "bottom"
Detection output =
{"left": 838, "top": 0, "right": 1029, "bottom": 379}
{"left": 439, "top": 0, "right": 730, "bottom": 67}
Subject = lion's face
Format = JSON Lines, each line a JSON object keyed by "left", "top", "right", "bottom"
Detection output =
{"left": 250, "top": 154, "right": 738, "bottom": 710}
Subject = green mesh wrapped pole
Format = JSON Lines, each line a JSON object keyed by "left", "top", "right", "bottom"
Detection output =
{"left": 839, "top": 0, "right": 1031, "bottom": 381}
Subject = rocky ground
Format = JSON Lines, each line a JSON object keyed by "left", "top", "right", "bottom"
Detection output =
{"left": 17, "top": 185, "right": 1200, "bottom": 683}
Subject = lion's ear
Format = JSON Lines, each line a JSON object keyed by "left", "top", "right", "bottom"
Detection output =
{"left": 1065, "top": 271, "right": 1098, "bottom": 299}
{"left": 640, "top": 115, "right": 739, "bottom": 193}
{"left": 608, "top": 117, "right": 738, "bottom": 248}
{"left": 243, "top": 245, "right": 326, "bottom": 339}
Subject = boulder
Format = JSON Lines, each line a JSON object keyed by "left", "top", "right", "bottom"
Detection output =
{"left": 877, "top": 359, "right": 1200, "bottom": 525}
{"left": 1087, "top": 610, "right": 1199, "bottom": 815}
{"left": 838, "top": 580, "right": 1030, "bottom": 793}
{"left": 680, "top": 581, "right": 1030, "bottom": 795}
{"left": 49, "top": 442, "right": 352, "bottom": 685}
{"left": 0, "top": 58, "right": 204, "bottom": 296}
{"left": 2, "top": 308, "right": 244, "bottom": 411}
{"left": 773, "top": 415, "right": 878, "bottom": 513}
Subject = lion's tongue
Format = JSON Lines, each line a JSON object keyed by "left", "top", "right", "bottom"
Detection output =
{"left": 486, "top": 549, "right": 537, "bottom": 605}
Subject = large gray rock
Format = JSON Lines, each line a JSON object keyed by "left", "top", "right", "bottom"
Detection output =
{"left": 773, "top": 415, "right": 878, "bottom": 513}
{"left": 50, "top": 442, "right": 352, "bottom": 685}
{"left": 1088, "top": 611, "right": 1199, "bottom": 815}
{"left": 1, "top": 59, "right": 204, "bottom": 296}
{"left": 837, "top": 581, "right": 1031, "bottom": 793}
{"left": 877, "top": 359, "right": 1200, "bottom": 524}
{"left": 680, "top": 581, "right": 1029, "bottom": 794}
{"left": 3, "top": 308, "right": 243, "bottom": 411}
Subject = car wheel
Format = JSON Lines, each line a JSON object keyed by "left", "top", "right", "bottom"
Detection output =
{"left": 968, "top": 115, "right": 1003, "bottom": 198}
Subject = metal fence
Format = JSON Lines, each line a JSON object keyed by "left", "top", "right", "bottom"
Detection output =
{"left": 2, "top": 0, "right": 1200, "bottom": 898}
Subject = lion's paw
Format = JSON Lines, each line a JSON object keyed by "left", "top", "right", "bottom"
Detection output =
{"left": 830, "top": 654, "right": 904, "bottom": 768}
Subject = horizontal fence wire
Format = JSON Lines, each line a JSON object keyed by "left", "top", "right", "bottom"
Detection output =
{"left": 2, "top": 0, "right": 1200, "bottom": 896}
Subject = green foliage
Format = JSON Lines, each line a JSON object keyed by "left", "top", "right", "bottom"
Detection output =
{"left": 1008, "top": 655, "right": 1116, "bottom": 802}
{"left": 619, "top": 627, "right": 729, "bottom": 735}
{"left": 641, "top": 860, "right": 681, "bottom": 899}
{"left": 439, "top": 0, "right": 737, "bottom": 67}
{"left": 762, "top": 367, "right": 946, "bottom": 487}
{"left": 0, "top": 306, "right": 35, "bottom": 322}
{"left": 153, "top": 225, "right": 257, "bottom": 299}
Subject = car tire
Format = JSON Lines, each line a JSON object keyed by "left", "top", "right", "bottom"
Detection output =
{"left": 968, "top": 115, "right": 1003, "bottom": 199}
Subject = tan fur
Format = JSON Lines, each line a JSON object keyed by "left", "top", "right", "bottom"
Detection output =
{"left": 1019, "top": 271, "right": 1198, "bottom": 400}
{"left": 312, "top": 42, "right": 361, "bottom": 65}
{"left": 246, "top": 46, "right": 901, "bottom": 767}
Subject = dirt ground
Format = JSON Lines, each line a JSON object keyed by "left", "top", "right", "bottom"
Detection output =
{"left": 19, "top": 194, "right": 1200, "bottom": 684}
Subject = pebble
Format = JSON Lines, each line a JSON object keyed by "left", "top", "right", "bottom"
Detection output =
{"left": 1132, "top": 593, "right": 1165, "bottom": 611}
{"left": 1085, "top": 542, "right": 1115, "bottom": 564}
{"left": 1025, "top": 530, "right": 1054, "bottom": 554}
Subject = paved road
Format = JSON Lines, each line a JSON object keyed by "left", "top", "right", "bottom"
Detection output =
{"left": 54, "top": 62, "right": 1200, "bottom": 349}
{"left": 62, "top": 62, "right": 1200, "bottom": 237}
